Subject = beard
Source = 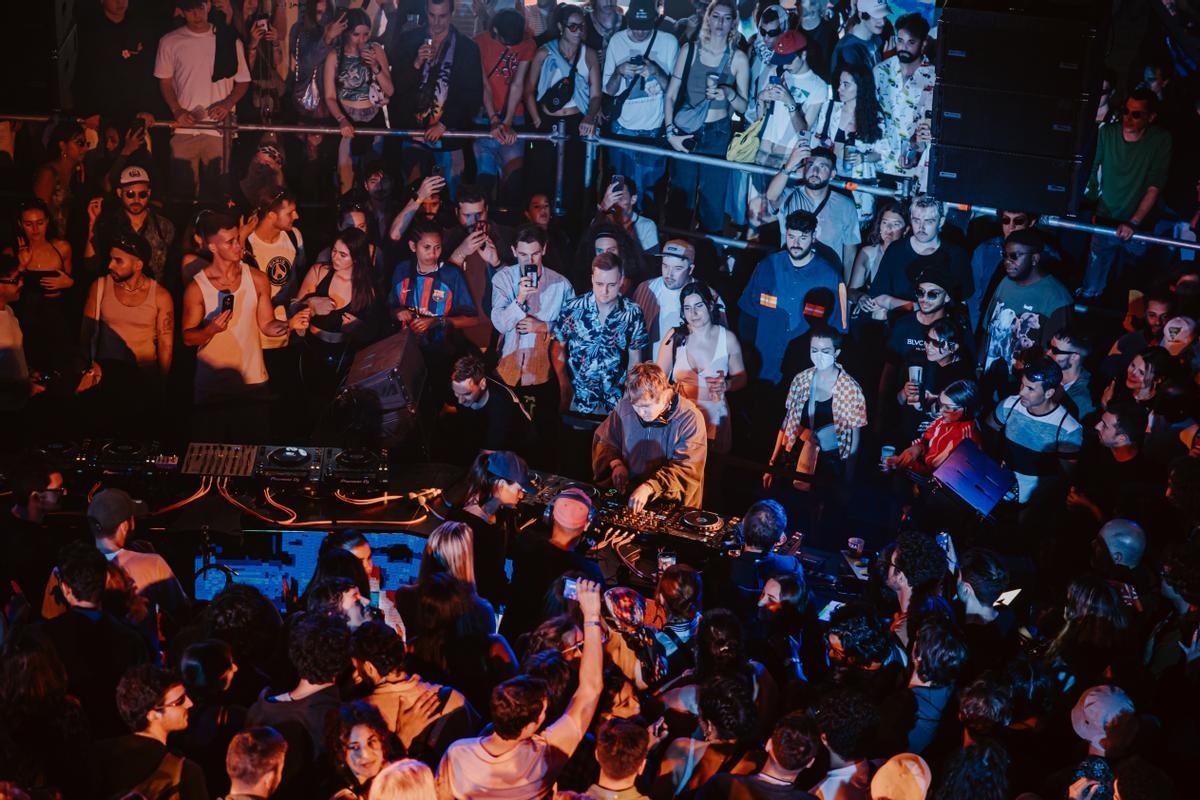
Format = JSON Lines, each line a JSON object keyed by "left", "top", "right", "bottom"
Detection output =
{"left": 110, "top": 270, "right": 134, "bottom": 283}
{"left": 788, "top": 243, "right": 813, "bottom": 261}
{"left": 896, "top": 49, "right": 918, "bottom": 64}
{"left": 805, "top": 175, "right": 830, "bottom": 191}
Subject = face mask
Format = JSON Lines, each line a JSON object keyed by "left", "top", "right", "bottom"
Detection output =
{"left": 811, "top": 351, "right": 835, "bottom": 370}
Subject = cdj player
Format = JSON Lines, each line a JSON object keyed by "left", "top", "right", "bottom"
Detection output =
{"left": 322, "top": 447, "right": 389, "bottom": 494}
{"left": 523, "top": 470, "right": 737, "bottom": 549}
{"left": 255, "top": 445, "right": 326, "bottom": 493}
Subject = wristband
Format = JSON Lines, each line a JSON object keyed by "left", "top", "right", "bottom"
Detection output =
{"left": 584, "top": 619, "right": 602, "bottom": 628}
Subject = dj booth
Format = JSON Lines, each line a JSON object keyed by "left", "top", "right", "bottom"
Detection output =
{"left": 25, "top": 439, "right": 873, "bottom": 610}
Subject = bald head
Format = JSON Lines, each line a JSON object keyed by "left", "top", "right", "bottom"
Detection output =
{"left": 1099, "top": 519, "right": 1146, "bottom": 568}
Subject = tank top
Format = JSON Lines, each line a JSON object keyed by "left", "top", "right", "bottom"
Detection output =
{"left": 672, "top": 326, "right": 731, "bottom": 450}
{"left": 684, "top": 43, "right": 734, "bottom": 113}
{"left": 96, "top": 275, "right": 159, "bottom": 367}
{"left": 537, "top": 39, "right": 591, "bottom": 115}
{"left": 303, "top": 265, "right": 352, "bottom": 341}
{"left": 192, "top": 263, "right": 268, "bottom": 402}
{"left": 336, "top": 51, "right": 373, "bottom": 103}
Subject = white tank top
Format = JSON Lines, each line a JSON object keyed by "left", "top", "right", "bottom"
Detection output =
{"left": 192, "top": 263, "right": 268, "bottom": 402}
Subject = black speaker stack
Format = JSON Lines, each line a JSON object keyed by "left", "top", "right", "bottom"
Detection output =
{"left": 4, "top": 0, "right": 78, "bottom": 111}
{"left": 929, "top": 0, "right": 1110, "bottom": 216}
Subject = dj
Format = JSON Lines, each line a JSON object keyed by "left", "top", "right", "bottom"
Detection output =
{"left": 592, "top": 363, "right": 708, "bottom": 511}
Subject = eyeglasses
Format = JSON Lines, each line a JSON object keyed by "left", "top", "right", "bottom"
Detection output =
{"left": 1121, "top": 108, "right": 1147, "bottom": 119}
{"left": 916, "top": 289, "right": 944, "bottom": 299}
{"left": 564, "top": 21, "right": 583, "bottom": 32}
{"left": 1048, "top": 346, "right": 1079, "bottom": 357}
{"left": 123, "top": 189, "right": 149, "bottom": 199}
{"left": 1000, "top": 215, "right": 1028, "bottom": 225}
{"left": 1004, "top": 250, "right": 1032, "bottom": 261}
{"left": 938, "top": 400, "right": 962, "bottom": 412}
{"left": 156, "top": 692, "right": 188, "bottom": 711}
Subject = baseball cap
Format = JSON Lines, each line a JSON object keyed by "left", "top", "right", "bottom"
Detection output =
{"left": 552, "top": 488, "right": 593, "bottom": 530}
{"left": 256, "top": 143, "right": 286, "bottom": 167}
{"left": 858, "top": 0, "right": 893, "bottom": 19}
{"left": 870, "top": 753, "right": 932, "bottom": 800}
{"left": 652, "top": 239, "right": 696, "bottom": 262}
{"left": 87, "top": 488, "right": 146, "bottom": 538}
{"left": 111, "top": 231, "right": 153, "bottom": 265}
{"left": 626, "top": 0, "right": 657, "bottom": 30}
{"left": 485, "top": 451, "right": 535, "bottom": 492}
{"left": 1099, "top": 519, "right": 1147, "bottom": 567}
{"left": 119, "top": 166, "right": 151, "bottom": 188}
{"left": 1071, "top": 685, "right": 1137, "bottom": 752}
{"left": 770, "top": 31, "right": 807, "bottom": 65}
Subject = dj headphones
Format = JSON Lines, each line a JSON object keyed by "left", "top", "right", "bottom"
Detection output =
{"left": 543, "top": 487, "right": 596, "bottom": 527}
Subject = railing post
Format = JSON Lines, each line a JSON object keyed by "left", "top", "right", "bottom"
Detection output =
{"left": 584, "top": 131, "right": 596, "bottom": 192}
{"left": 552, "top": 121, "right": 567, "bottom": 218}
{"left": 221, "top": 113, "right": 234, "bottom": 176}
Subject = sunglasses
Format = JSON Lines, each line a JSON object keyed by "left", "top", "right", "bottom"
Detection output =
{"left": 925, "top": 336, "right": 948, "bottom": 350}
{"left": 123, "top": 189, "right": 149, "bottom": 199}
{"left": 1004, "top": 250, "right": 1032, "bottom": 261}
{"left": 564, "top": 21, "right": 583, "bottom": 32}
{"left": 1048, "top": 346, "right": 1079, "bottom": 357}
{"left": 916, "top": 289, "right": 944, "bottom": 299}
{"left": 761, "top": 27, "right": 781, "bottom": 36}
{"left": 156, "top": 692, "right": 188, "bottom": 710}
{"left": 1121, "top": 108, "right": 1147, "bottom": 119}
{"left": 939, "top": 400, "right": 962, "bottom": 412}
{"left": 1000, "top": 215, "right": 1028, "bottom": 225}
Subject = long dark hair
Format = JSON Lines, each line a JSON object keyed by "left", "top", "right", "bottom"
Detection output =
{"left": 463, "top": 450, "right": 527, "bottom": 507}
{"left": 333, "top": 226, "right": 376, "bottom": 314}
{"left": 339, "top": 7, "right": 372, "bottom": 50}
{"left": 839, "top": 62, "right": 883, "bottom": 143}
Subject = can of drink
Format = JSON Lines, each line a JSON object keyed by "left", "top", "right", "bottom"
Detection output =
{"left": 880, "top": 445, "right": 896, "bottom": 470}
{"left": 658, "top": 550, "right": 677, "bottom": 574}
{"left": 847, "top": 537, "right": 865, "bottom": 557}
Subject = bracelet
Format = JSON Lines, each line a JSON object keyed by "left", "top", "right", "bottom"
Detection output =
{"left": 584, "top": 620, "right": 602, "bottom": 628}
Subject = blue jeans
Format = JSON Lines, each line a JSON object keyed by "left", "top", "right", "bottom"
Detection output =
{"left": 608, "top": 121, "right": 666, "bottom": 205}
{"left": 473, "top": 115, "right": 525, "bottom": 177}
{"left": 668, "top": 117, "right": 732, "bottom": 233}
{"left": 1082, "top": 232, "right": 1149, "bottom": 297}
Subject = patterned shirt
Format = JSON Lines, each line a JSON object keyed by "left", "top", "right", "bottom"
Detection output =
{"left": 554, "top": 293, "right": 648, "bottom": 415}
{"left": 874, "top": 55, "right": 936, "bottom": 177}
{"left": 781, "top": 366, "right": 867, "bottom": 460}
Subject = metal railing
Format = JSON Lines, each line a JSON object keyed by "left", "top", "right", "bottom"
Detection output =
{"left": 585, "top": 132, "right": 1200, "bottom": 253}
{"left": 6, "top": 111, "right": 1199, "bottom": 253}
{"left": 1, "top": 113, "right": 570, "bottom": 217}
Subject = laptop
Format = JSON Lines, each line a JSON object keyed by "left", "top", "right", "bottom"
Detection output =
{"left": 931, "top": 439, "right": 1015, "bottom": 517}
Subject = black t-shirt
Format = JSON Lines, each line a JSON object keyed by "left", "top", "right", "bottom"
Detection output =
{"left": 503, "top": 527, "right": 604, "bottom": 637}
{"left": 960, "top": 607, "right": 1019, "bottom": 682}
{"left": 1074, "top": 444, "right": 1167, "bottom": 520}
{"left": 886, "top": 312, "right": 932, "bottom": 364}
{"left": 446, "top": 505, "right": 514, "bottom": 607}
{"left": 869, "top": 238, "right": 973, "bottom": 304}
{"left": 90, "top": 735, "right": 208, "bottom": 800}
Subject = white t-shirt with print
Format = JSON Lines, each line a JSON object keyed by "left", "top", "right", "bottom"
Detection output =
{"left": 247, "top": 228, "right": 303, "bottom": 349}
{"left": 602, "top": 29, "right": 680, "bottom": 132}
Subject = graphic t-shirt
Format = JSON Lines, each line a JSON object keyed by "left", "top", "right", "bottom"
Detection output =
{"left": 981, "top": 275, "right": 1073, "bottom": 373}
{"left": 476, "top": 32, "right": 537, "bottom": 119}
{"left": 247, "top": 229, "right": 303, "bottom": 349}
{"left": 390, "top": 261, "right": 477, "bottom": 319}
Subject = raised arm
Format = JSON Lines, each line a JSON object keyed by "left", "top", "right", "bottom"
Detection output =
{"left": 562, "top": 579, "right": 604, "bottom": 734}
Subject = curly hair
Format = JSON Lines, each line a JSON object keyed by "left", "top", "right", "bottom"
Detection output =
{"left": 200, "top": 583, "right": 283, "bottom": 668}
{"left": 893, "top": 531, "right": 948, "bottom": 592}
{"left": 326, "top": 700, "right": 395, "bottom": 769}
{"left": 524, "top": 615, "right": 582, "bottom": 663}
{"left": 288, "top": 613, "right": 352, "bottom": 685}
{"left": 828, "top": 603, "right": 891, "bottom": 665}
{"left": 769, "top": 711, "right": 821, "bottom": 772}
{"left": 116, "top": 665, "right": 180, "bottom": 732}
{"left": 837, "top": 62, "right": 883, "bottom": 143}
{"left": 306, "top": 576, "right": 358, "bottom": 620}
{"left": 698, "top": 675, "right": 757, "bottom": 741}
{"left": 226, "top": 727, "right": 288, "bottom": 787}
{"left": 490, "top": 676, "right": 549, "bottom": 740}
{"left": 864, "top": 199, "right": 908, "bottom": 247}
{"left": 808, "top": 689, "right": 879, "bottom": 761}
{"left": 351, "top": 619, "right": 408, "bottom": 678}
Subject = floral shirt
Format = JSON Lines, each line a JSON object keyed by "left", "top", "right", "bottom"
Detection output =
{"left": 554, "top": 293, "right": 648, "bottom": 415}
{"left": 874, "top": 55, "right": 936, "bottom": 177}
{"left": 781, "top": 366, "right": 867, "bottom": 460}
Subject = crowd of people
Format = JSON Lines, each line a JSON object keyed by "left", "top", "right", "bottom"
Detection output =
{"left": 3, "top": 0, "right": 1200, "bottom": 798}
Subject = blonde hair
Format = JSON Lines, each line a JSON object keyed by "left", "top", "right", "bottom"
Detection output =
{"left": 367, "top": 759, "right": 436, "bottom": 800}
{"left": 625, "top": 362, "right": 670, "bottom": 400}
{"left": 419, "top": 521, "right": 476, "bottom": 587}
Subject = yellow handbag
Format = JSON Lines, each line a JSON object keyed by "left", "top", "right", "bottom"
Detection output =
{"left": 725, "top": 116, "right": 764, "bottom": 163}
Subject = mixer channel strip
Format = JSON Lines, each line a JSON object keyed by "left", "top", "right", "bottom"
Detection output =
{"left": 182, "top": 443, "right": 260, "bottom": 477}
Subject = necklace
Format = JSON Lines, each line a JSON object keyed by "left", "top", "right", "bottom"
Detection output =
{"left": 116, "top": 276, "right": 145, "bottom": 294}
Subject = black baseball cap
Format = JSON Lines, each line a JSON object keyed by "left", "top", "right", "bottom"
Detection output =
{"left": 627, "top": 0, "right": 658, "bottom": 30}
{"left": 485, "top": 451, "right": 535, "bottom": 492}
{"left": 111, "top": 231, "right": 152, "bottom": 266}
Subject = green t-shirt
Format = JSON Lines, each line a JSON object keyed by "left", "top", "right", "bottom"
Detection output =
{"left": 1086, "top": 122, "right": 1172, "bottom": 222}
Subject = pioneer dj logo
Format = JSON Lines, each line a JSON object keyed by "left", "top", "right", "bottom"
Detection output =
{"left": 266, "top": 256, "right": 292, "bottom": 287}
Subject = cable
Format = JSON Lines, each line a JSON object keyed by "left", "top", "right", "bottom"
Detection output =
{"left": 217, "top": 478, "right": 290, "bottom": 526}
{"left": 263, "top": 488, "right": 299, "bottom": 524}
{"left": 334, "top": 490, "right": 407, "bottom": 506}
{"left": 150, "top": 476, "right": 212, "bottom": 515}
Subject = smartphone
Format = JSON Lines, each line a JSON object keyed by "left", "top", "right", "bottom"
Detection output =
{"left": 563, "top": 578, "right": 578, "bottom": 600}
{"left": 431, "top": 163, "right": 444, "bottom": 178}
{"left": 630, "top": 54, "right": 645, "bottom": 66}
{"left": 611, "top": 173, "right": 625, "bottom": 188}
{"left": 131, "top": 117, "right": 146, "bottom": 136}
{"left": 425, "top": 36, "right": 434, "bottom": 47}
{"left": 817, "top": 599, "right": 845, "bottom": 623}
{"left": 220, "top": 291, "right": 235, "bottom": 314}
{"left": 935, "top": 532, "right": 951, "bottom": 553}
{"left": 994, "top": 589, "right": 1021, "bottom": 607}
{"left": 474, "top": 220, "right": 490, "bottom": 236}
{"left": 523, "top": 262, "right": 539, "bottom": 288}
